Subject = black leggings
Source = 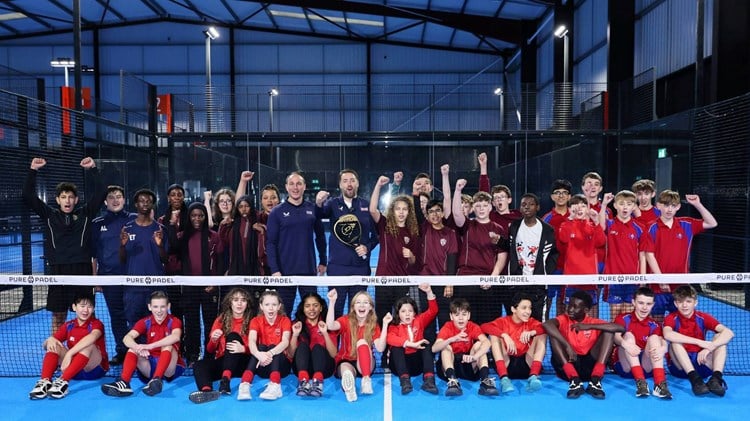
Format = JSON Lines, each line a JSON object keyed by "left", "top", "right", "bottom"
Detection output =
{"left": 388, "top": 346, "right": 435, "bottom": 377}
{"left": 293, "top": 343, "right": 335, "bottom": 378}
{"left": 193, "top": 332, "right": 250, "bottom": 389}
{"left": 182, "top": 286, "right": 220, "bottom": 360}
{"left": 245, "top": 344, "right": 291, "bottom": 378}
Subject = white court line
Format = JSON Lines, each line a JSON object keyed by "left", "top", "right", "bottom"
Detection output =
{"left": 383, "top": 371, "right": 392, "bottom": 421}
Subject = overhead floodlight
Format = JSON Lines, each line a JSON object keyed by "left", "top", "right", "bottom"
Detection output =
{"left": 50, "top": 58, "right": 75, "bottom": 68}
{"left": 269, "top": 10, "right": 383, "bottom": 27}
{"left": 0, "top": 12, "right": 26, "bottom": 21}
{"left": 493, "top": 87, "right": 503, "bottom": 96}
{"left": 269, "top": 88, "right": 279, "bottom": 97}
{"left": 204, "top": 26, "right": 219, "bottom": 40}
{"left": 554, "top": 25, "right": 568, "bottom": 38}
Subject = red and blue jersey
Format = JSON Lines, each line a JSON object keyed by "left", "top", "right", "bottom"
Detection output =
{"left": 664, "top": 310, "right": 720, "bottom": 353}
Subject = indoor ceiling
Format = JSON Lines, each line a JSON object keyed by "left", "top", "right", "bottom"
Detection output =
{"left": 0, "top": 0, "right": 553, "bottom": 56}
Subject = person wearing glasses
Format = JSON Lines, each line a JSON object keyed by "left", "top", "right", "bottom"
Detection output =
{"left": 542, "top": 179, "right": 573, "bottom": 319}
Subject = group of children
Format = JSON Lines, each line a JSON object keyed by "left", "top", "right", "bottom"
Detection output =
{"left": 29, "top": 282, "right": 734, "bottom": 404}
{"left": 24, "top": 155, "right": 734, "bottom": 403}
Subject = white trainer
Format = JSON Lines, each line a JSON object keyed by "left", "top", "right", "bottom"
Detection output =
{"left": 361, "top": 376, "right": 373, "bottom": 395}
{"left": 237, "top": 382, "right": 252, "bottom": 400}
{"left": 341, "top": 370, "right": 357, "bottom": 402}
{"left": 259, "top": 382, "right": 283, "bottom": 400}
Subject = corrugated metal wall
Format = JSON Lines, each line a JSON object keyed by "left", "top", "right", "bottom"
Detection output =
{"left": 634, "top": 0, "right": 713, "bottom": 79}
{"left": 573, "top": 0, "right": 608, "bottom": 85}
{"left": 0, "top": 22, "right": 504, "bottom": 133}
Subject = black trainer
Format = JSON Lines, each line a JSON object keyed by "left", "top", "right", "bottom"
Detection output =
{"left": 309, "top": 379, "right": 323, "bottom": 398}
{"left": 102, "top": 378, "right": 133, "bottom": 397}
{"left": 706, "top": 375, "right": 727, "bottom": 397}
{"left": 635, "top": 379, "right": 650, "bottom": 398}
{"left": 399, "top": 376, "right": 413, "bottom": 395}
{"left": 421, "top": 376, "right": 438, "bottom": 395}
{"left": 652, "top": 381, "right": 673, "bottom": 399}
{"left": 296, "top": 379, "right": 310, "bottom": 397}
{"left": 479, "top": 377, "right": 500, "bottom": 396}
{"left": 445, "top": 377, "right": 462, "bottom": 397}
{"left": 189, "top": 390, "right": 220, "bottom": 404}
{"left": 690, "top": 376, "right": 710, "bottom": 396}
{"left": 586, "top": 377, "right": 605, "bottom": 399}
{"left": 219, "top": 377, "right": 231, "bottom": 395}
{"left": 142, "top": 377, "right": 163, "bottom": 397}
{"left": 567, "top": 378, "right": 584, "bottom": 399}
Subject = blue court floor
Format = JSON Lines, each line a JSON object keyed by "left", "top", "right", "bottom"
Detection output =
{"left": 2, "top": 373, "right": 748, "bottom": 421}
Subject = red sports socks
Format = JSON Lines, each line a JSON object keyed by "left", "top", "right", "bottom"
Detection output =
{"left": 40, "top": 352, "right": 59, "bottom": 380}
{"left": 61, "top": 353, "right": 90, "bottom": 381}
{"left": 357, "top": 344, "right": 372, "bottom": 376}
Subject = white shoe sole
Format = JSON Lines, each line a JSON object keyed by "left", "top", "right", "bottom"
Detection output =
{"left": 342, "top": 371, "right": 357, "bottom": 402}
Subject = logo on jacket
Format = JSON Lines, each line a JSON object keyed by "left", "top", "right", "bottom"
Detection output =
{"left": 403, "top": 237, "right": 410, "bottom": 244}
{"left": 440, "top": 238, "right": 447, "bottom": 247}
{"left": 100, "top": 226, "right": 108, "bottom": 232}
{"left": 283, "top": 212, "right": 290, "bottom": 217}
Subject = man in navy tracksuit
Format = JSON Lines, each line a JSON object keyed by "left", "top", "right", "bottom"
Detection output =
{"left": 22, "top": 157, "right": 106, "bottom": 333}
{"left": 91, "top": 185, "right": 134, "bottom": 364}
{"left": 266, "top": 171, "right": 327, "bottom": 316}
{"left": 315, "top": 169, "right": 378, "bottom": 316}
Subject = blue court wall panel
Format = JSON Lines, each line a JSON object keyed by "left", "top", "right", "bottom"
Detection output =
{"left": 635, "top": 0, "right": 713, "bottom": 79}
{"left": 278, "top": 45, "right": 325, "bottom": 73}
{"left": 537, "top": 33, "right": 554, "bottom": 86}
{"left": 278, "top": 74, "right": 324, "bottom": 86}
{"left": 323, "top": 74, "right": 367, "bottom": 86}
{"left": 573, "top": 0, "right": 608, "bottom": 86}
{"left": 99, "top": 22, "right": 205, "bottom": 44}
{"left": 370, "top": 44, "right": 503, "bottom": 73}
{"left": 321, "top": 44, "right": 367, "bottom": 73}
{"left": 235, "top": 45, "right": 280, "bottom": 73}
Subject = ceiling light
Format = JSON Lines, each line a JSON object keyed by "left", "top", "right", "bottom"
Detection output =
{"left": 270, "top": 10, "right": 383, "bottom": 27}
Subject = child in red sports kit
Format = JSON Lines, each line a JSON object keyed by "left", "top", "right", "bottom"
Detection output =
{"left": 612, "top": 287, "right": 671, "bottom": 399}
{"left": 482, "top": 293, "right": 547, "bottom": 394}
{"left": 598, "top": 190, "right": 649, "bottom": 320}
{"left": 664, "top": 285, "right": 734, "bottom": 397}
{"left": 557, "top": 194, "right": 606, "bottom": 318}
{"left": 189, "top": 288, "right": 254, "bottom": 404}
{"left": 387, "top": 283, "right": 439, "bottom": 395}
{"left": 631, "top": 179, "right": 660, "bottom": 226}
{"left": 327, "top": 289, "right": 391, "bottom": 402}
{"left": 544, "top": 290, "right": 624, "bottom": 400}
{"left": 289, "top": 292, "right": 338, "bottom": 398}
{"left": 102, "top": 290, "right": 184, "bottom": 398}
{"left": 645, "top": 191, "right": 718, "bottom": 321}
{"left": 432, "top": 298, "right": 498, "bottom": 397}
{"left": 29, "top": 291, "right": 108, "bottom": 400}
{"left": 237, "top": 290, "right": 292, "bottom": 401}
